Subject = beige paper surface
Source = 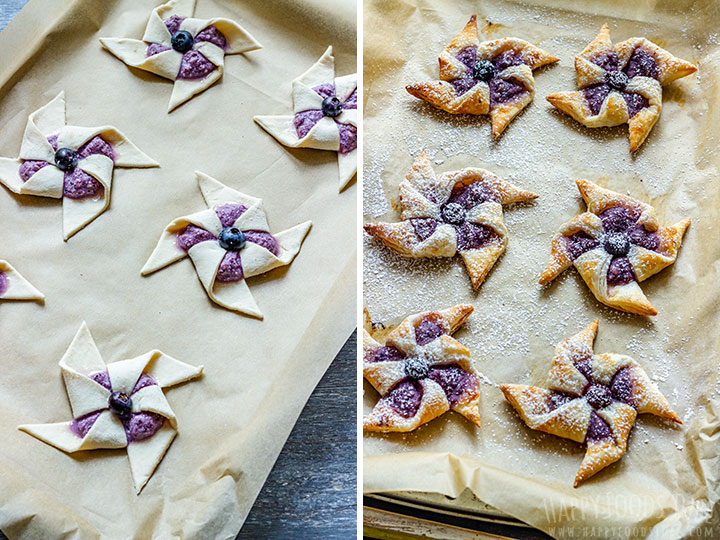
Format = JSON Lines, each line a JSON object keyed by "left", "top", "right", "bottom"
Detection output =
{"left": 0, "top": 0, "right": 356, "bottom": 538}
{"left": 362, "top": 1, "right": 720, "bottom": 538}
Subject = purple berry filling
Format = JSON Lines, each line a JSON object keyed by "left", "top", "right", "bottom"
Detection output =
{"left": 547, "top": 392, "right": 576, "bottom": 411}
{"left": 89, "top": 370, "right": 112, "bottom": 390}
{"left": 586, "top": 411, "right": 613, "bottom": 442}
{"left": 194, "top": 25, "right": 227, "bottom": 49}
{"left": 411, "top": 217, "right": 438, "bottom": 241}
{"left": 70, "top": 411, "right": 102, "bottom": 438}
{"left": 455, "top": 46, "right": 477, "bottom": 69}
{"left": 625, "top": 48, "right": 659, "bottom": 80}
{"left": 313, "top": 83, "right": 336, "bottom": 99}
{"left": 628, "top": 224, "right": 659, "bottom": 251}
{"left": 343, "top": 89, "right": 358, "bottom": 109}
{"left": 456, "top": 222, "right": 495, "bottom": 251}
{"left": 177, "top": 225, "right": 216, "bottom": 251}
{"left": 574, "top": 356, "right": 594, "bottom": 380}
{"left": 447, "top": 182, "right": 495, "bottom": 208}
{"left": 370, "top": 345, "right": 405, "bottom": 363}
{"left": 566, "top": 232, "right": 600, "bottom": 260}
{"left": 415, "top": 317, "right": 445, "bottom": 346}
{"left": 132, "top": 373, "right": 158, "bottom": 393}
{"left": 599, "top": 207, "right": 639, "bottom": 233}
{"left": 0, "top": 271, "right": 7, "bottom": 296}
{"left": 62, "top": 169, "right": 103, "bottom": 199}
{"left": 610, "top": 367, "right": 634, "bottom": 405}
{"left": 338, "top": 123, "right": 357, "bottom": 155}
{"left": 215, "top": 203, "right": 248, "bottom": 228}
{"left": 78, "top": 136, "right": 115, "bottom": 161}
{"left": 164, "top": 15, "right": 185, "bottom": 35}
{"left": 177, "top": 50, "right": 215, "bottom": 79}
{"left": 493, "top": 51, "right": 525, "bottom": 72}
{"left": 489, "top": 75, "right": 525, "bottom": 107}
{"left": 590, "top": 51, "right": 620, "bottom": 72}
{"left": 216, "top": 250, "right": 244, "bottom": 282}
{"left": 382, "top": 380, "right": 423, "bottom": 418}
{"left": 124, "top": 412, "right": 166, "bottom": 442}
{"left": 293, "top": 110, "right": 325, "bottom": 139}
{"left": 146, "top": 43, "right": 171, "bottom": 57}
{"left": 607, "top": 256, "right": 635, "bottom": 285}
{"left": 18, "top": 160, "right": 48, "bottom": 182}
{"left": 623, "top": 92, "right": 649, "bottom": 119}
{"left": 428, "top": 365, "right": 475, "bottom": 406}
{"left": 244, "top": 230, "right": 280, "bottom": 256}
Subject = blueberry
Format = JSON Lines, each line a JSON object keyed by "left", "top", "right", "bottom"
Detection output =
{"left": 171, "top": 30, "right": 194, "bottom": 53}
{"left": 218, "top": 227, "right": 246, "bottom": 251}
{"left": 584, "top": 384, "right": 613, "bottom": 410}
{"left": 108, "top": 392, "right": 133, "bottom": 418}
{"left": 473, "top": 59, "right": 495, "bottom": 82}
{"left": 321, "top": 96, "right": 343, "bottom": 118}
{"left": 404, "top": 357, "right": 429, "bottom": 380}
{"left": 54, "top": 148, "right": 78, "bottom": 172}
{"left": 441, "top": 202, "right": 466, "bottom": 225}
{"left": 603, "top": 232, "right": 630, "bottom": 256}
{"left": 606, "top": 70, "right": 629, "bottom": 90}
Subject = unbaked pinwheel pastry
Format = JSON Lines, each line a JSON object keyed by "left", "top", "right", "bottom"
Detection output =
{"left": 0, "top": 92, "right": 158, "bottom": 240}
{"left": 99, "top": 0, "right": 261, "bottom": 112}
{"left": 500, "top": 319, "right": 681, "bottom": 487}
{"left": 0, "top": 260, "right": 43, "bottom": 301}
{"left": 546, "top": 24, "right": 697, "bottom": 152}
{"left": 142, "top": 172, "right": 311, "bottom": 318}
{"left": 539, "top": 179, "right": 689, "bottom": 316}
{"left": 364, "top": 304, "right": 482, "bottom": 432}
{"left": 406, "top": 15, "right": 558, "bottom": 138}
{"left": 364, "top": 150, "right": 537, "bottom": 289}
{"left": 19, "top": 322, "right": 203, "bottom": 493}
{"left": 253, "top": 46, "right": 357, "bottom": 191}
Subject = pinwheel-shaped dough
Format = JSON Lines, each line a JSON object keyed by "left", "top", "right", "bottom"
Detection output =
{"left": 546, "top": 24, "right": 696, "bottom": 152}
{"left": 100, "top": 0, "right": 261, "bottom": 112}
{"left": 364, "top": 304, "right": 482, "bottom": 432}
{"left": 0, "top": 260, "right": 43, "bottom": 301}
{"left": 539, "top": 179, "right": 689, "bottom": 316}
{"left": 19, "top": 322, "right": 203, "bottom": 493}
{"left": 142, "top": 172, "right": 311, "bottom": 318}
{"left": 500, "top": 319, "right": 680, "bottom": 487}
{"left": 364, "top": 151, "right": 537, "bottom": 289}
{"left": 406, "top": 15, "right": 558, "bottom": 138}
{"left": 254, "top": 46, "right": 357, "bottom": 191}
{"left": 0, "top": 92, "right": 158, "bottom": 239}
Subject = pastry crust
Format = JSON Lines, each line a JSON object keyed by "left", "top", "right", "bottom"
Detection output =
{"left": 0, "top": 92, "right": 158, "bottom": 239}
{"left": 364, "top": 304, "right": 483, "bottom": 432}
{"left": 142, "top": 172, "right": 312, "bottom": 318}
{"left": 500, "top": 319, "right": 680, "bottom": 486}
{"left": 364, "top": 150, "right": 537, "bottom": 289}
{"left": 19, "top": 322, "right": 203, "bottom": 493}
{"left": 0, "top": 260, "right": 44, "bottom": 301}
{"left": 539, "top": 179, "right": 689, "bottom": 316}
{"left": 406, "top": 15, "right": 558, "bottom": 137}
{"left": 546, "top": 23, "right": 696, "bottom": 151}
{"left": 254, "top": 46, "right": 357, "bottom": 191}
{"left": 100, "top": 0, "right": 262, "bottom": 112}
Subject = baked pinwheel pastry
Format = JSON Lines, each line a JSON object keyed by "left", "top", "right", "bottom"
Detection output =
{"left": 19, "top": 322, "right": 203, "bottom": 493}
{"left": 142, "top": 172, "right": 311, "bottom": 318}
{"left": 406, "top": 15, "right": 558, "bottom": 138}
{"left": 254, "top": 46, "right": 357, "bottom": 191}
{"left": 0, "top": 92, "right": 158, "bottom": 239}
{"left": 100, "top": 0, "right": 261, "bottom": 112}
{"left": 364, "top": 304, "right": 482, "bottom": 432}
{"left": 539, "top": 179, "right": 689, "bottom": 316}
{"left": 546, "top": 24, "right": 697, "bottom": 152}
{"left": 364, "top": 150, "right": 537, "bottom": 289}
{"left": 500, "top": 319, "right": 681, "bottom": 487}
{"left": 0, "top": 260, "right": 43, "bottom": 301}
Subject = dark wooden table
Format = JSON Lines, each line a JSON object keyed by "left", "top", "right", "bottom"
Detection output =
{"left": 0, "top": 2, "right": 357, "bottom": 538}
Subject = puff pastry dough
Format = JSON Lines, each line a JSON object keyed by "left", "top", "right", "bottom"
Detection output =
{"left": 364, "top": 304, "right": 483, "bottom": 432}
{"left": 100, "top": 0, "right": 262, "bottom": 112}
{"left": 0, "top": 260, "right": 43, "bottom": 301}
{"left": 364, "top": 150, "right": 537, "bottom": 289}
{"left": 19, "top": 322, "right": 203, "bottom": 493}
{"left": 539, "top": 179, "right": 689, "bottom": 316}
{"left": 546, "top": 23, "right": 696, "bottom": 151}
{"left": 500, "top": 319, "right": 680, "bottom": 487}
{"left": 406, "top": 15, "right": 558, "bottom": 138}
{"left": 142, "top": 172, "right": 311, "bottom": 318}
{"left": 0, "top": 92, "right": 158, "bottom": 239}
{"left": 254, "top": 46, "right": 357, "bottom": 191}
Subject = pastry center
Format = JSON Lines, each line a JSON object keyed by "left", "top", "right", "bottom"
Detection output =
{"left": 54, "top": 148, "right": 78, "bottom": 172}
{"left": 441, "top": 202, "right": 466, "bottom": 225}
{"left": 218, "top": 227, "right": 246, "bottom": 251}
{"left": 108, "top": 391, "right": 133, "bottom": 418}
{"left": 584, "top": 383, "right": 613, "bottom": 410}
{"left": 321, "top": 96, "right": 343, "bottom": 118}
{"left": 171, "top": 30, "right": 194, "bottom": 53}
{"left": 603, "top": 232, "right": 630, "bottom": 256}
{"left": 404, "top": 356, "right": 429, "bottom": 380}
{"left": 606, "top": 70, "right": 629, "bottom": 90}
{"left": 473, "top": 59, "right": 495, "bottom": 81}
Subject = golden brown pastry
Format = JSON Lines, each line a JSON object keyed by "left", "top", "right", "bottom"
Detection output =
{"left": 501, "top": 319, "right": 681, "bottom": 487}
{"left": 546, "top": 23, "right": 696, "bottom": 151}
{"left": 539, "top": 179, "right": 689, "bottom": 316}
{"left": 406, "top": 15, "right": 558, "bottom": 138}
{"left": 364, "top": 305, "right": 482, "bottom": 432}
{"left": 364, "top": 150, "right": 537, "bottom": 289}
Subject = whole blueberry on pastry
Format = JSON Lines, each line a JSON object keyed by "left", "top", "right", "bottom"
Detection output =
{"left": 99, "top": 0, "right": 262, "bottom": 112}
{"left": 363, "top": 150, "right": 538, "bottom": 290}
{"left": 500, "top": 319, "right": 681, "bottom": 487}
{"left": 546, "top": 24, "right": 697, "bottom": 152}
{"left": 364, "top": 305, "right": 483, "bottom": 432}
{"left": 539, "top": 179, "right": 689, "bottom": 316}
{"left": 405, "top": 15, "right": 558, "bottom": 138}
{"left": 0, "top": 92, "right": 158, "bottom": 239}
{"left": 19, "top": 322, "right": 203, "bottom": 494}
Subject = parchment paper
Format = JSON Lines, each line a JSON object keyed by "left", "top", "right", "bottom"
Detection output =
{"left": 0, "top": 0, "right": 356, "bottom": 538}
{"left": 362, "top": 1, "right": 720, "bottom": 538}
